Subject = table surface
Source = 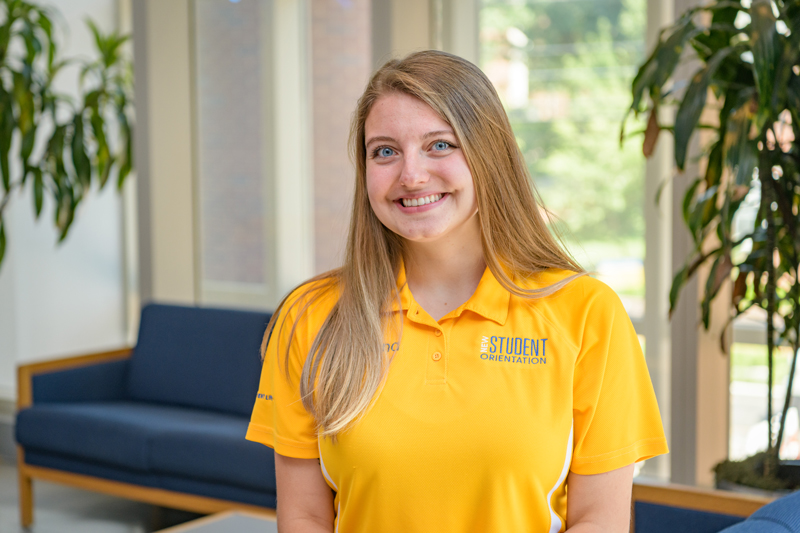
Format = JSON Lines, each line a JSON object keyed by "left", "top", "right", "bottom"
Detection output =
{"left": 157, "top": 511, "right": 277, "bottom": 533}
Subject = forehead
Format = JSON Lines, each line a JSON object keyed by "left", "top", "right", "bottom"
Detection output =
{"left": 365, "top": 92, "right": 453, "bottom": 138}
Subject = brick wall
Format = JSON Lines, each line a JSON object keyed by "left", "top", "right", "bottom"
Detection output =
{"left": 195, "top": 0, "right": 267, "bottom": 285}
{"left": 311, "top": 0, "right": 372, "bottom": 274}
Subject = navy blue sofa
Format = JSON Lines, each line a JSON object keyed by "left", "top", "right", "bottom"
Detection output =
{"left": 633, "top": 482, "right": 799, "bottom": 533}
{"left": 15, "top": 303, "right": 276, "bottom": 527}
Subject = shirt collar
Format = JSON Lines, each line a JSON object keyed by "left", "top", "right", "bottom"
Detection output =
{"left": 394, "top": 260, "right": 510, "bottom": 325}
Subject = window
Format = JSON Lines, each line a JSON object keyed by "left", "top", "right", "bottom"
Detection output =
{"left": 479, "top": 0, "right": 647, "bottom": 325}
{"left": 193, "top": 0, "right": 274, "bottom": 308}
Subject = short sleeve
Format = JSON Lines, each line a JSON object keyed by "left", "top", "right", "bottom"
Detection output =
{"left": 245, "top": 297, "right": 320, "bottom": 459}
{"left": 570, "top": 284, "right": 668, "bottom": 475}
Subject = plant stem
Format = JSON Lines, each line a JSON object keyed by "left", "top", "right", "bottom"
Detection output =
{"left": 776, "top": 332, "right": 799, "bottom": 455}
{"left": 762, "top": 151, "right": 777, "bottom": 475}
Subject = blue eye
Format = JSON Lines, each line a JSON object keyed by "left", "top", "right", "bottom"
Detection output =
{"left": 377, "top": 147, "right": 394, "bottom": 158}
{"left": 433, "top": 141, "right": 451, "bottom": 151}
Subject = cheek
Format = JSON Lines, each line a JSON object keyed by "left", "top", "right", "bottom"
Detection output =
{"left": 365, "top": 170, "right": 389, "bottom": 222}
{"left": 366, "top": 168, "right": 390, "bottom": 203}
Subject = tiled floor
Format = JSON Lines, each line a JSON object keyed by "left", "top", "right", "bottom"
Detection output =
{"left": 0, "top": 460, "right": 201, "bottom": 532}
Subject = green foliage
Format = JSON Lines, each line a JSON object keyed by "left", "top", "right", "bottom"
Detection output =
{"left": 0, "top": 0, "right": 133, "bottom": 266}
{"left": 626, "top": 0, "right": 800, "bottom": 470}
{"left": 482, "top": 0, "right": 646, "bottom": 245}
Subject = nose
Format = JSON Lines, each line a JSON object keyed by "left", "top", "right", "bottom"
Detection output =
{"left": 399, "top": 152, "right": 429, "bottom": 188}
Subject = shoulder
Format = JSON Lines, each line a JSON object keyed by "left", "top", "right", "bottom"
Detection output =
{"left": 273, "top": 275, "right": 341, "bottom": 342}
{"left": 283, "top": 276, "right": 341, "bottom": 314}
{"left": 518, "top": 269, "right": 620, "bottom": 308}
{"left": 514, "top": 269, "right": 629, "bottom": 343}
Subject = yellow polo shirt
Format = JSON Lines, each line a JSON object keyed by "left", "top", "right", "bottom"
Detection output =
{"left": 246, "top": 267, "right": 668, "bottom": 532}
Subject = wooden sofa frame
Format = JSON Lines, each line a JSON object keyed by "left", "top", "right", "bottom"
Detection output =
{"left": 630, "top": 480, "right": 776, "bottom": 532}
{"left": 16, "top": 348, "right": 276, "bottom": 528}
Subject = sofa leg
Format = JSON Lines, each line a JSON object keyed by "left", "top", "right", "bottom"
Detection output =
{"left": 19, "top": 473, "right": 32, "bottom": 528}
{"left": 17, "top": 448, "right": 33, "bottom": 529}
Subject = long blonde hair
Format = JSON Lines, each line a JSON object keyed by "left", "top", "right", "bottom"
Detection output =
{"left": 265, "top": 50, "right": 584, "bottom": 437}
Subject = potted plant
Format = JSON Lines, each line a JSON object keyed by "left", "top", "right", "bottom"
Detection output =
{"left": 623, "top": 0, "right": 800, "bottom": 490}
{"left": 0, "top": 0, "right": 133, "bottom": 269}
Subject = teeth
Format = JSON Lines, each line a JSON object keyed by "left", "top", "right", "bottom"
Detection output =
{"left": 401, "top": 193, "right": 443, "bottom": 208}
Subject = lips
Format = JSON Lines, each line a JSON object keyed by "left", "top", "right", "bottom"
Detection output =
{"left": 400, "top": 193, "right": 444, "bottom": 207}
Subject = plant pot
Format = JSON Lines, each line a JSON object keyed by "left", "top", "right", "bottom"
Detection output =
{"left": 777, "top": 460, "right": 800, "bottom": 487}
{"left": 713, "top": 452, "right": 799, "bottom": 493}
{"left": 715, "top": 479, "right": 793, "bottom": 498}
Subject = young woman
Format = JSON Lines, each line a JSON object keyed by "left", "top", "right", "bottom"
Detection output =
{"left": 247, "top": 50, "right": 667, "bottom": 533}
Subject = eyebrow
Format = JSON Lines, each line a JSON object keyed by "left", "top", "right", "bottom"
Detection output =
{"left": 365, "top": 129, "right": 455, "bottom": 148}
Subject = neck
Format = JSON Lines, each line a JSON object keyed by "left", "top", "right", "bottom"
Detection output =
{"left": 403, "top": 232, "right": 486, "bottom": 321}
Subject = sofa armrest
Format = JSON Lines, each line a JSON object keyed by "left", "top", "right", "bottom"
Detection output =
{"left": 17, "top": 348, "right": 133, "bottom": 409}
{"left": 633, "top": 480, "right": 774, "bottom": 517}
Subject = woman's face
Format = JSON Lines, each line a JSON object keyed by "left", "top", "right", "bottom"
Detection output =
{"left": 364, "top": 92, "right": 479, "bottom": 249}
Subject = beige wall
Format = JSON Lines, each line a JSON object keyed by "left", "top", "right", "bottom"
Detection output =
{"left": 133, "top": 0, "right": 196, "bottom": 305}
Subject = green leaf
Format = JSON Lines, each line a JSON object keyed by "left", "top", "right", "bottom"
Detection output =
{"left": 117, "top": 135, "right": 132, "bottom": 189}
{"left": 0, "top": 217, "right": 5, "bottom": 267}
{"left": 750, "top": 0, "right": 779, "bottom": 129}
{"left": 89, "top": 104, "right": 111, "bottom": 187}
{"left": 32, "top": 169, "right": 43, "bottom": 217}
{"left": 35, "top": 8, "right": 54, "bottom": 68}
{"left": 683, "top": 177, "right": 702, "bottom": 227}
{"left": 20, "top": 124, "right": 35, "bottom": 168}
{"left": 84, "top": 88, "right": 102, "bottom": 108}
{"left": 653, "top": 20, "right": 701, "bottom": 92}
{"left": 0, "top": 89, "right": 13, "bottom": 192}
{"left": 692, "top": 5, "right": 742, "bottom": 61}
{"left": 47, "top": 58, "right": 71, "bottom": 79}
{"left": 725, "top": 105, "right": 758, "bottom": 186}
{"left": 785, "top": 2, "right": 800, "bottom": 47}
{"left": 12, "top": 71, "right": 34, "bottom": 134}
{"left": 70, "top": 114, "right": 91, "bottom": 188}
{"left": 670, "top": 263, "right": 690, "bottom": 316}
{"left": 702, "top": 253, "right": 732, "bottom": 329}
{"left": 688, "top": 185, "right": 719, "bottom": 244}
{"left": 116, "top": 107, "right": 132, "bottom": 190}
{"left": 705, "top": 141, "right": 724, "bottom": 189}
{"left": 702, "top": 256, "right": 721, "bottom": 329}
{"left": 85, "top": 18, "right": 104, "bottom": 58}
{"left": 770, "top": 36, "right": 797, "bottom": 113}
{"left": 630, "top": 19, "right": 699, "bottom": 114}
{"left": 786, "top": 73, "right": 800, "bottom": 116}
{"left": 674, "top": 47, "right": 735, "bottom": 170}
{"left": 55, "top": 188, "right": 75, "bottom": 242}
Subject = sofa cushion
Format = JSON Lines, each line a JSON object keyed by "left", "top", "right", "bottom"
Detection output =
{"left": 15, "top": 402, "right": 274, "bottom": 484}
{"left": 148, "top": 413, "right": 276, "bottom": 492}
{"left": 127, "top": 304, "right": 271, "bottom": 417}
{"left": 23, "top": 448, "right": 157, "bottom": 488}
{"left": 17, "top": 402, "right": 178, "bottom": 471}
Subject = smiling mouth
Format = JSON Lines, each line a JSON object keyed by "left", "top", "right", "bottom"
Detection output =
{"left": 400, "top": 193, "right": 444, "bottom": 207}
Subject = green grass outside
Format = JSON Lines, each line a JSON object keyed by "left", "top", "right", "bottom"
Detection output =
{"left": 566, "top": 238, "right": 645, "bottom": 298}
{"left": 730, "top": 343, "right": 796, "bottom": 385}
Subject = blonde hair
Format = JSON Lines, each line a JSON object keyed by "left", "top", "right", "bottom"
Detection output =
{"left": 264, "top": 50, "right": 584, "bottom": 437}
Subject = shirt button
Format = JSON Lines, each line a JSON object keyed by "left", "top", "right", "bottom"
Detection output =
{"left": 434, "top": 330, "right": 442, "bottom": 337}
{"left": 432, "top": 351, "right": 442, "bottom": 361}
